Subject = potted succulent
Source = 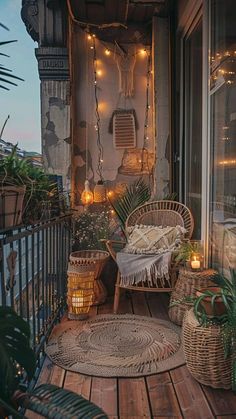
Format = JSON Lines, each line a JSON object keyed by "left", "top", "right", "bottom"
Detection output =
{"left": 182, "top": 268, "right": 236, "bottom": 391}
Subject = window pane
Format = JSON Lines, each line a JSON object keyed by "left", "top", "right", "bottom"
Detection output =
{"left": 210, "top": 0, "right": 236, "bottom": 275}
{"left": 185, "top": 20, "right": 202, "bottom": 239}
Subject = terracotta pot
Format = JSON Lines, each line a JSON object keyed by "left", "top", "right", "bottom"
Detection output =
{"left": 0, "top": 186, "right": 26, "bottom": 229}
{"left": 196, "top": 286, "right": 226, "bottom": 316}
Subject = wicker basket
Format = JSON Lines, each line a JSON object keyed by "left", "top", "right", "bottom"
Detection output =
{"left": 183, "top": 309, "right": 232, "bottom": 389}
{"left": 69, "top": 250, "right": 109, "bottom": 305}
{"left": 168, "top": 268, "right": 217, "bottom": 325}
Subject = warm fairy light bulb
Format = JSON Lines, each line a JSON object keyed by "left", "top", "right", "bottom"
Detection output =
{"left": 90, "top": 46, "right": 94, "bottom": 50}
{"left": 81, "top": 180, "right": 94, "bottom": 205}
{"left": 107, "top": 190, "right": 114, "bottom": 198}
{"left": 105, "top": 49, "right": 111, "bottom": 56}
{"left": 97, "top": 69, "right": 102, "bottom": 76}
{"left": 140, "top": 48, "right": 146, "bottom": 55}
{"left": 87, "top": 34, "right": 92, "bottom": 40}
{"left": 92, "top": 34, "right": 96, "bottom": 38}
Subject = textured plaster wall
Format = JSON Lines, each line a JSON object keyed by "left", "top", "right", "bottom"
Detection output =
{"left": 72, "top": 27, "right": 154, "bottom": 205}
{"left": 41, "top": 80, "right": 71, "bottom": 190}
{"left": 153, "top": 17, "right": 170, "bottom": 197}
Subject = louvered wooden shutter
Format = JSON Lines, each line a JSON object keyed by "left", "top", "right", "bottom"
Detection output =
{"left": 113, "top": 111, "right": 136, "bottom": 149}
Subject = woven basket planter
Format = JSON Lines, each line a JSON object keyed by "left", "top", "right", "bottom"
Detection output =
{"left": 169, "top": 268, "right": 217, "bottom": 325}
{"left": 69, "top": 250, "right": 110, "bottom": 305}
{"left": 183, "top": 309, "right": 232, "bottom": 389}
{"left": 0, "top": 186, "right": 26, "bottom": 229}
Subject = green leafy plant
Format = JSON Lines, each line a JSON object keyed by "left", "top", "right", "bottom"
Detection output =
{"left": 0, "top": 306, "right": 108, "bottom": 418}
{"left": 108, "top": 178, "right": 151, "bottom": 230}
{"left": 174, "top": 240, "right": 201, "bottom": 264}
{"left": 0, "top": 146, "right": 58, "bottom": 223}
{"left": 72, "top": 204, "right": 119, "bottom": 251}
{"left": 0, "top": 23, "right": 24, "bottom": 90}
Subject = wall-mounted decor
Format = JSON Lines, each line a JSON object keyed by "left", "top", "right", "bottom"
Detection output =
{"left": 113, "top": 109, "right": 136, "bottom": 149}
{"left": 118, "top": 148, "right": 155, "bottom": 175}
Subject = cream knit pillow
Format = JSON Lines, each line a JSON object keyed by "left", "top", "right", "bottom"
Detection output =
{"left": 123, "top": 224, "right": 186, "bottom": 254}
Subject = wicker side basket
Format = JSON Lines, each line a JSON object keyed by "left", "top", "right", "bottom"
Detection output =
{"left": 183, "top": 309, "right": 232, "bottom": 389}
{"left": 69, "top": 250, "right": 109, "bottom": 305}
{"left": 169, "top": 269, "right": 217, "bottom": 325}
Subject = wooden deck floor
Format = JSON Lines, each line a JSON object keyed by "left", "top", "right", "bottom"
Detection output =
{"left": 33, "top": 292, "right": 236, "bottom": 419}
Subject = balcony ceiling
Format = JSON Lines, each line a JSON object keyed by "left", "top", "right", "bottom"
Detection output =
{"left": 69, "top": 0, "right": 173, "bottom": 44}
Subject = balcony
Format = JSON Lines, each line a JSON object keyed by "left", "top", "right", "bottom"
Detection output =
{"left": 1, "top": 214, "right": 236, "bottom": 418}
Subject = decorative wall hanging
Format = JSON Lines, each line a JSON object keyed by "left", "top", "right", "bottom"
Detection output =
{"left": 113, "top": 109, "right": 136, "bottom": 149}
{"left": 109, "top": 44, "right": 138, "bottom": 150}
{"left": 118, "top": 148, "right": 155, "bottom": 175}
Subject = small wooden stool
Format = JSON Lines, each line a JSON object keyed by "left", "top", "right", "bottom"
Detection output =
{"left": 168, "top": 268, "right": 218, "bottom": 325}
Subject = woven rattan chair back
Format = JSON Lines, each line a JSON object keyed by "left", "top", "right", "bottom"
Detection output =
{"left": 126, "top": 200, "right": 194, "bottom": 239}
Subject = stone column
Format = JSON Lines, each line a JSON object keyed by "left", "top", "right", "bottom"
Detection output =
{"left": 152, "top": 16, "right": 171, "bottom": 197}
{"left": 35, "top": 47, "right": 71, "bottom": 190}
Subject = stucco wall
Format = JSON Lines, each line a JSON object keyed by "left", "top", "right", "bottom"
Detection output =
{"left": 71, "top": 26, "right": 154, "bottom": 206}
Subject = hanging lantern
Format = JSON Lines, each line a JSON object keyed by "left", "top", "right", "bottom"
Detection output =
{"left": 94, "top": 180, "right": 106, "bottom": 203}
{"left": 67, "top": 269, "right": 95, "bottom": 320}
{"left": 81, "top": 180, "right": 94, "bottom": 205}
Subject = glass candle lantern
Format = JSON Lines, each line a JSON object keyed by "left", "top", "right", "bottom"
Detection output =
{"left": 190, "top": 252, "right": 204, "bottom": 271}
{"left": 67, "top": 270, "right": 95, "bottom": 320}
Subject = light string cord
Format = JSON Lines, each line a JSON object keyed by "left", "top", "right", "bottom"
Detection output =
{"left": 93, "top": 37, "right": 104, "bottom": 180}
{"left": 85, "top": 34, "right": 89, "bottom": 180}
{"left": 141, "top": 50, "right": 152, "bottom": 173}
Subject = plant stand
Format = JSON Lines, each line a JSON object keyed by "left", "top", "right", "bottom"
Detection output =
{"left": 168, "top": 268, "right": 217, "bottom": 325}
{"left": 69, "top": 250, "right": 110, "bottom": 305}
{"left": 183, "top": 309, "right": 232, "bottom": 389}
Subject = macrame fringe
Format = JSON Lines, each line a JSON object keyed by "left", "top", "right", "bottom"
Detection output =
{"left": 120, "top": 261, "right": 171, "bottom": 288}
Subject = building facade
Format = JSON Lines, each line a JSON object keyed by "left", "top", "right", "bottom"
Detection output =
{"left": 21, "top": 0, "right": 236, "bottom": 275}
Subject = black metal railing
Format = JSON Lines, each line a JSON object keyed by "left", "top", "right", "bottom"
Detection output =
{"left": 0, "top": 214, "right": 72, "bottom": 376}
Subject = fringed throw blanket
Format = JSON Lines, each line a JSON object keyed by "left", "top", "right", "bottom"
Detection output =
{"left": 116, "top": 251, "right": 172, "bottom": 288}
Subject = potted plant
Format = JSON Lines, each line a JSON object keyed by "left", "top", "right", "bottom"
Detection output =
{"left": 0, "top": 146, "right": 58, "bottom": 228}
{"left": 0, "top": 306, "right": 108, "bottom": 418}
{"left": 182, "top": 268, "right": 236, "bottom": 391}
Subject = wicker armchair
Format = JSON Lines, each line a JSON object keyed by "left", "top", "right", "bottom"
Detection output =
{"left": 105, "top": 200, "right": 194, "bottom": 313}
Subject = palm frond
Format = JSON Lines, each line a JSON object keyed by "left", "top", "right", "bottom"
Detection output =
{"left": 109, "top": 178, "right": 151, "bottom": 229}
{"left": 26, "top": 384, "right": 108, "bottom": 418}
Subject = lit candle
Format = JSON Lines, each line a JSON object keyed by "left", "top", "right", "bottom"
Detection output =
{"left": 191, "top": 256, "right": 200, "bottom": 270}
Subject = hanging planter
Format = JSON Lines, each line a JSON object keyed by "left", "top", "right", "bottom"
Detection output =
{"left": 0, "top": 185, "right": 26, "bottom": 229}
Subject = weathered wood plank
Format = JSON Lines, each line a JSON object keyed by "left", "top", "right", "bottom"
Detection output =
{"left": 202, "top": 385, "right": 236, "bottom": 416}
{"left": 119, "top": 378, "right": 151, "bottom": 417}
{"left": 217, "top": 416, "right": 236, "bottom": 419}
{"left": 131, "top": 292, "right": 150, "bottom": 316}
{"left": 63, "top": 371, "right": 92, "bottom": 399}
{"left": 147, "top": 292, "right": 170, "bottom": 320}
{"left": 170, "top": 365, "right": 214, "bottom": 419}
{"left": 35, "top": 356, "right": 54, "bottom": 386}
{"left": 147, "top": 372, "right": 182, "bottom": 417}
{"left": 48, "top": 365, "right": 65, "bottom": 387}
{"left": 90, "top": 377, "right": 118, "bottom": 417}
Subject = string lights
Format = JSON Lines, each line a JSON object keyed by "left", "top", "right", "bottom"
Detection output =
{"left": 92, "top": 36, "right": 107, "bottom": 203}
{"left": 81, "top": 33, "right": 94, "bottom": 206}
{"left": 141, "top": 49, "right": 152, "bottom": 175}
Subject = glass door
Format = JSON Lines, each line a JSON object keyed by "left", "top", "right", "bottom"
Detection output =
{"left": 183, "top": 19, "right": 203, "bottom": 239}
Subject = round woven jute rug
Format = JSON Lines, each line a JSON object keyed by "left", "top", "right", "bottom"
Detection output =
{"left": 46, "top": 314, "right": 185, "bottom": 377}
